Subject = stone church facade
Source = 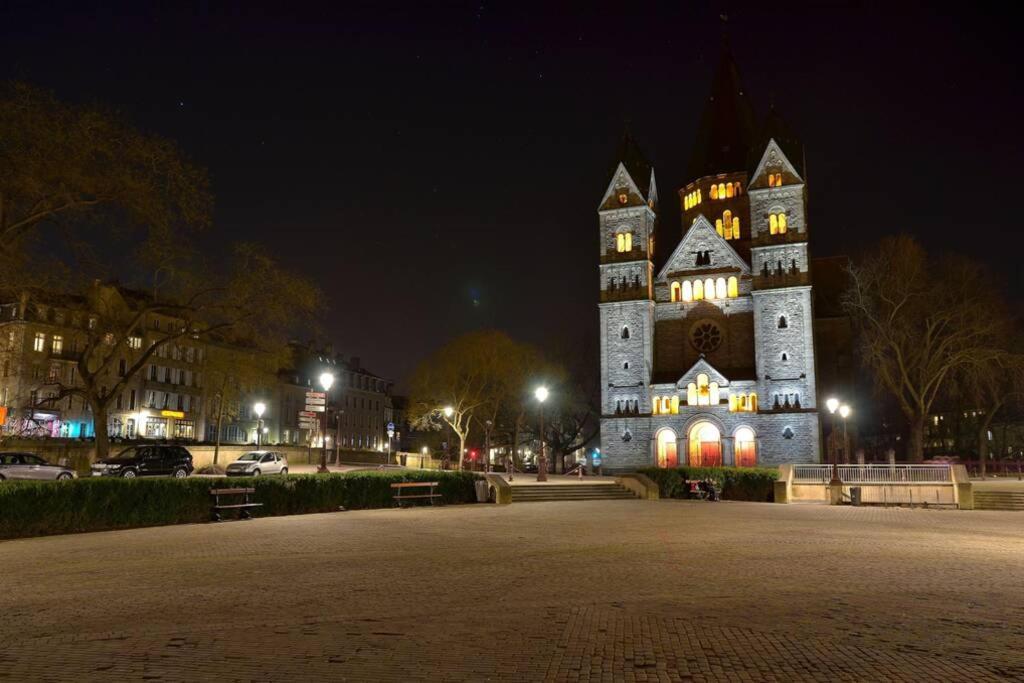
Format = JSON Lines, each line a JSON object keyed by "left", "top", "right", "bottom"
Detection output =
{"left": 597, "top": 50, "right": 820, "bottom": 472}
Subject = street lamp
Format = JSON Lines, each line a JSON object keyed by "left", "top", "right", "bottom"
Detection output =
{"left": 443, "top": 405, "right": 453, "bottom": 418}
{"left": 318, "top": 372, "right": 334, "bottom": 473}
{"left": 253, "top": 402, "right": 266, "bottom": 449}
{"left": 535, "top": 386, "right": 549, "bottom": 482}
{"left": 839, "top": 405, "right": 851, "bottom": 465}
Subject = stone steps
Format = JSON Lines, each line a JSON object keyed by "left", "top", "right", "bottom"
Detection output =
{"left": 511, "top": 484, "right": 638, "bottom": 503}
{"left": 974, "top": 491, "right": 1024, "bottom": 511}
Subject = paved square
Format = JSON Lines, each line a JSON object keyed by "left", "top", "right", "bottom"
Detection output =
{"left": 1, "top": 500, "right": 1022, "bottom": 681}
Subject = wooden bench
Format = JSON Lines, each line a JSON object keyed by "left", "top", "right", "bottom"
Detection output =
{"left": 391, "top": 481, "right": 442, "bottom": 507}
{"left": 211, "top": 487, "right": 263, "bottom": 521}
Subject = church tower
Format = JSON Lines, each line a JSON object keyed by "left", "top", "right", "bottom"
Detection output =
{"left": 747, "top": 109, "right": 820, "bottom": 456}
{"left": 597, "top": 130, "right": 658, "bottom": 469}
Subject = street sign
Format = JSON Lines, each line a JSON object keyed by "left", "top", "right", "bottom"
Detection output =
{"left": 386, "top": 421, "right": 395, "bottom": 438}
{"left": 298, "top": 410, "right": 317, "bottom": 418}
{"left": 306, "top": 391, "right": 326, "bottom": 399}
{"left": 304, "top": 405, "right": 325, "bottom": 413}
{"left": 304, "top": 397, "right": 326, "bottom": 406}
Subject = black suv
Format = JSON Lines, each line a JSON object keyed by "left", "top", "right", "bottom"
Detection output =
{"left": 91, "top": 445, "right": 194, "bottom": 479}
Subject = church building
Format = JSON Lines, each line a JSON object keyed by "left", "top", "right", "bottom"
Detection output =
{"left": 597, "top": 49, "right": 821, "bottom": 471}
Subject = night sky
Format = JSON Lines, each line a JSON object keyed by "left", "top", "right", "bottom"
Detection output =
{"left": 3, "top": 2, "right": 1021, "bottom": 388}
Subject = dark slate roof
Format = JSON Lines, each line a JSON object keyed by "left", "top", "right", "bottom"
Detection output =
{"left": 609, "top": 126, "right": 653, "bottom": 198}
{"left": 686, "top": 46, "right": 758, "bottom": 182}
{"left": 750, "top": 104, "right": 806, "bottom": 179}
{"left": 650, "top": 366, "right": 758, "bottom": 386}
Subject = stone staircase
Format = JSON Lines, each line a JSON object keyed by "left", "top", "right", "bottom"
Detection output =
{"left": 974, "top": 490, "right": 1024, "bottom": 511}
{"left": 511, "top": 482, "right": 638, "bottom": 503}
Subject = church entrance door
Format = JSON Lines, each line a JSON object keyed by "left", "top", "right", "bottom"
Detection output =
{"left": 656, "top": 429, "right": 678, "bottom": 468}
{"left": 688, "top": 421, "right": 721, "bottom": 467}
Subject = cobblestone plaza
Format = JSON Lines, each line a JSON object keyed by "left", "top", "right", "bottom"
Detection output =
{"left": 1, "top": 501, "right": 1021, "bottom": 680}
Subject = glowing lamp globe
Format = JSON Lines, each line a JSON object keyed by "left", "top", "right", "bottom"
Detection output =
{"left": 319, "top": 372, "right": 334, "bottom": 391}
{"left": 253, "top": 402, "right": 266, "bottom": 418}
{"left": 535, "top": 386, "right": 549, "bottom": 403}
{"left": 826, "top": 398, "right": 839, "bottom": 414}
{"left": 839, "top": 404, "right": 851, "bottom": 419}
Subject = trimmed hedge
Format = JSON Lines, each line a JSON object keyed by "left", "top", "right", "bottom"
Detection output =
{"left": 0, "top": 470, "right": 479, "bottom": 540}
{"left": 638, "top": 466, "right": 778, "bottom": 502}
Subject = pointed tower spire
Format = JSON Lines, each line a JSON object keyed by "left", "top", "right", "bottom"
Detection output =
{"left": 609, "top": 122, "right": 654, "bottom": 199}
{"left": 686, "top": 32, "right": 757, "bottom": 181}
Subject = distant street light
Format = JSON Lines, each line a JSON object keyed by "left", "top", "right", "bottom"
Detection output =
{"left": 318, "top": 372, "right": 334, "bottom": 473}
{"left": 443, "top": 405, "right": 453, "bottom": 418}
{"left": 535, "top": 386, "right": 549, "bottom": 482}
{"left": 253, "top": 402, "right": 266, "bottom": 448}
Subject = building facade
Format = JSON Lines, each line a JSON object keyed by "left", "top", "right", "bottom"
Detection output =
{"left": 598, "top": 49, "right": 820, "bottom": 472}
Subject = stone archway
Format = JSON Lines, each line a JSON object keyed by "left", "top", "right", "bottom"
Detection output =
{"left": 687, "top": 421, "right": 722, "bottom": 467}
{"left": 655, "top": 429, "right": 678, "bottom": 468}
{"left": 734, "top": 426, "right": 758, "bottom": 467}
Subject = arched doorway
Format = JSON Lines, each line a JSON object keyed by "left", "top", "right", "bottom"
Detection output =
{"left": 688, "top": 421, "right": 721, "bottom": 467}
{"left": 734, "top": 427, "right": 757, "bottom": 467}
{"left": 656, "top": 429, "right": 678, "bottom": 468}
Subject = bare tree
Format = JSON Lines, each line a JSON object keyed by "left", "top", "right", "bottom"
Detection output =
{"left": 843, "top": 236, "right": 1006, "bottom": 462}
{"left": 959, "top": 345, "right": 1024, "bottom": 476}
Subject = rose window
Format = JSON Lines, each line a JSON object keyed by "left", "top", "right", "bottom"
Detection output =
{"left": 690, "top": 321, "right": 723, "bottom": 354}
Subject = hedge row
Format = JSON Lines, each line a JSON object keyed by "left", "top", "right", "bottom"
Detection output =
{"left": 0, "top": 470, "right": 479, "bottom": 540}
{"left": 638, "top": 466, "right": 778, "bottom": 502}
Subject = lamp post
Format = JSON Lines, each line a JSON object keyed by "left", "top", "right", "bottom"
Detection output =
{"left": 839, "top": 404, "right": 851, "bottom": 466}
{"left": 442, "top": 406, "right": 454, "bottom": 470}
{"left": 535, "top": 386, "right": 549, "bottom": 482}
{"left": 825, "top": 397, "right": 839, "bottom": 466}
{"left": 318, "top": 372, "right": 334, "bottom": 473}
{"left": 253, "top": 402, "right": 266, "bottom": 449}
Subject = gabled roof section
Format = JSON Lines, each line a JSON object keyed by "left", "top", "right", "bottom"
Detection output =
{"left": 598, "top": 128, "right": 656, "bottom": 210}
{"left": 686, "top": 44, "right": 757, "bottom": 181}
{"left": 657, "top": 215, "right": 751, "bottom": 279}
{"left": 749, "top": 137, "right": 804, "bottom": 187}
{"left": 749, "top": 106, "right": 805, "bottom": 180}
{"left": 676, "top": 356, "right": 731, "bottom": 388}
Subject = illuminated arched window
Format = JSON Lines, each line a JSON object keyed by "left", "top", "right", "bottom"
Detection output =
{"left": 696, "top": 373, "right": 710, "bottom": 405}
{"left": 684, "top": 195, "right": 690, "bottom": 210}
{"left": 710, "top": 184, "right": 718, "bottom": 200}
{"left": 625, "top": 233, "right": 632, "bottom": 250}
{"left": 661, "top": 397, "right": 671, "bottom": 414}
{"left": 618, "top": 192, "right": 628, "bottom": 204}
{"left": 769, "top": 214, "right": 778, "bottom": 235}
{"left": 750, "top": 393, "right": 758, "bottom": 411}
{"left": 778, "top": 214, "right": 787, "bottom": 234}
{"left": 715, "top": 219, "right": 723, "bottom": 236}
{"left": 715, "top": 278, "right": 727, "bottom": 299}
{"left": 693, "top": 279, "right": 704, "bottom": 300}
{"left": 704, "top": 278, "right": 715, "bottom": 300}
{"left": 682, "top": 280, "right": 693, "bottom": 302}
{"left": 709, "top": 382, "right": 720, "bottom": 405}
{"left": 697, "top": 189, "right": 702, "bottom": 203}
{"left": 616, "top": 233, "right": 624, "bottom": 252}
{"left": 728, "top": 394, "right": 737, "bottom": 411}
{"left": 727, "top": 276, "right": 738, "bottom": 298}
{"left": 670, "top": 396, "right": 680, "bottom": 414}
{"left": 652, "top": 398, "right": 659, "bottom": 415}
{"left": 718, "top": 183, "right": 726, "bottom": 198}
{"left": 670, "top": 282, "right": 681, "bottom": 302}
{"left": 732, "top": 217, "right": 740, "bottom": 239}
{"left": 725, "top": 183, "right": 734, "bottom": 198}
{"left": 735, "top": 426, "right": 757, "bottom": 467}
{"left": 687, "top": 382, "right": 698, "bottom": 405}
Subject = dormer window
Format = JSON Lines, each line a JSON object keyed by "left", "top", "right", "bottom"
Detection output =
{"left": 715, "top": 211, "right": 740, "bottom": 240}
{"left": 767, "top": 172, "right": 783, "bottom": 187}
{"left": 617, "top": 192, "right": 628, "bottom": 205}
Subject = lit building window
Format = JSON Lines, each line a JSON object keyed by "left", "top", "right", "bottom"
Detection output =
{"left": 616, "top": 232, "right": 633, "bottom": 253}
{"left": 767, "top": 172, "right": 783, "bottom": 187}
{"left": 735, "top": 426, "right": 757, "bottom": 466}
{"left": 128, "top": 336, "right": 142, "bottom": 349}
{"left": 33, "top": 332, "right": 45, "bottom": 352}
{"left": 715, "top": 218, "right": 723, "bottom": 236}
{"left": 769, "top": 213, "right": 788, "bottom": 235}
{"left": 729, "top": 393, "right": 758, "bottom": 412}
{"left": 679, "top": 277, "right": 738, "bottom": 302}
{"left": 715, "top": 278, "right": 727, "bottom": 299}
{"left": 725, "top": 183, "right": 734, "bottom": 198}
{"left": 733, "top": 182, "right": 742, "bottom": 196}
{"left": 51, "top": 335, "right": 63, "bottom": 355}
{"left": 727, "top": 276, "right": 739, "bottom": 298}
{"left": 717, "top": 182, "right": 726, "bottom": 198}
{"left": 670, "top": 282, "right": 681, "bottom": 302}
{"left": 618, "top": 193, "right": 628, "bottom": 205}
{"left": 682, "top": 280, "right": 693, "bottom": 302}
{"left": 693, "top": 279, "right": 704, "bottom": 300}
{"left": 686, "top": 374, "right": 720, "bottom": 406}
{"left": 710, "top": 184, "right": 718, "bottom": 200}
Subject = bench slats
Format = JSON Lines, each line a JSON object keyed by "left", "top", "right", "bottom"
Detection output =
{"left": 211, "top": 488, "right": 256, "bottom": 495}
{"left": 394, "top": 494, "right": 443, "bottom": 499}
{"left": 214, "top": 503, "right": 264, "bottom": 509}
{"left": 390, "top": 482, "right": 439, "bottom": 488}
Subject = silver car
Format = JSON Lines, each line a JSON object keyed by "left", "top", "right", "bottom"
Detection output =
{"left": 0, "top": 452, "right": 77, "bottom": 481}
{"left": 225, "top": 451, "right": 288, "bottom": 477}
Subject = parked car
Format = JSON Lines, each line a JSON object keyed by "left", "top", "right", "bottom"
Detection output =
{"left": 91, "top": 445, "right": 194, "bottom": 479}
{"left": 0, "top": 452, "right": 77, "bottom": 481}
{"left": 225, "top": 451, "right": 288, "bottom": 477}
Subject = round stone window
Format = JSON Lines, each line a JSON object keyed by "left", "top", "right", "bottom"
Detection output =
{"left": 690, "top": 320, "right": 723, "bottom": 354}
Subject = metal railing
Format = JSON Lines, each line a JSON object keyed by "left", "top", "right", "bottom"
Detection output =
{"left": 792, "top": 464, "right": 952, "bottom": 485}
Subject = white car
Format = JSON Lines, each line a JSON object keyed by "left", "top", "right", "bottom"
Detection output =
{"left": 225, "top": 451, "right": 288, "bottom": 477}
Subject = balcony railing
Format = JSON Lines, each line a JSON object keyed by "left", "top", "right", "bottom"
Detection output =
{"left": 793, "top": 464, "right": 952, "bottom": 485}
